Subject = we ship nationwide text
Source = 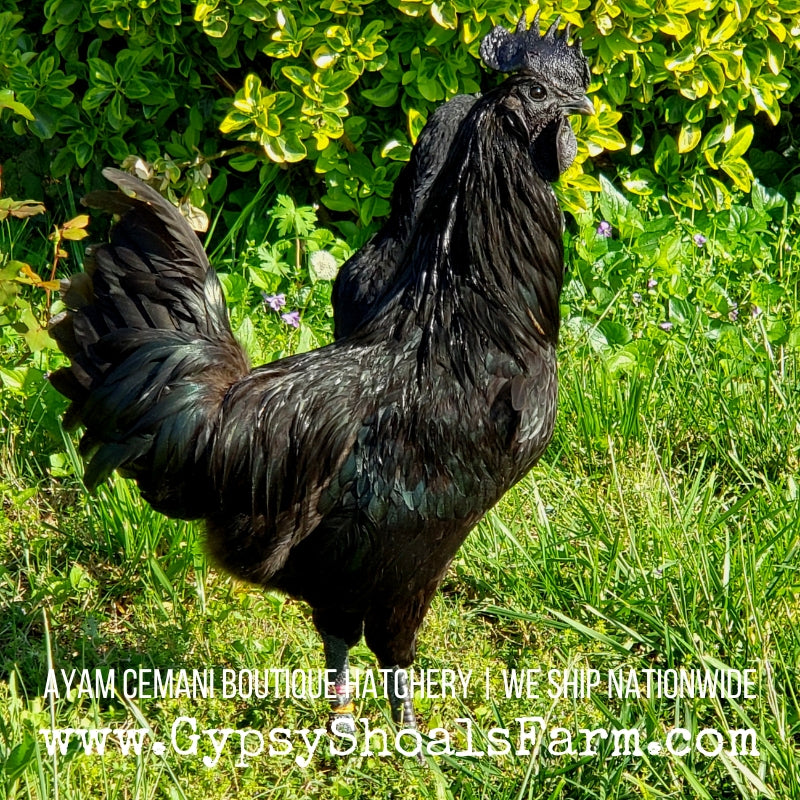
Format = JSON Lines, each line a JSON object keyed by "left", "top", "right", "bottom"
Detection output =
{"left": 44, "top": 665, "right": 758, "bottom": 702}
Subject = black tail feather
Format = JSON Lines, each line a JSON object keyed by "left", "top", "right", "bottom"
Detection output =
{"left": 49, "top": 168, "right": 249, "bottom": 518}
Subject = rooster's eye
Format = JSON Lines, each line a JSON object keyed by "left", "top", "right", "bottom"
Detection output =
{"left": 529, "top": 84, "right": 547, "bottom": 101}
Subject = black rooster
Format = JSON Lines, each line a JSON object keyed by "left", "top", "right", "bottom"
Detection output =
{"left": 49, "top": 16, "right": 592, "bottom": 731}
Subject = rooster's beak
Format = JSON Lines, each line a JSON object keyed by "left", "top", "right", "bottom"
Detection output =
{"left": 564, "top": 96, "right": 595, "bottom": 116}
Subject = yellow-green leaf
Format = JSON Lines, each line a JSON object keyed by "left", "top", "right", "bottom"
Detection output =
{"left": 63, "top": 214, "right": 90, "bottom": 230}
{"left": 665, "top": 47, "right": 697, "bottom": 73}
{"left": 586, "top": 127, "right": 627, "bottom": 152}
{"left": 622, "top": 168, "right": 656, "bottom": 195}
{"left": 312, "top": 46, "right": 338, "bottom": 69}
{"left": 61, "top": 227, "right": 89, "bottom": 241}
{"left": 0, "top": 198, "right": 46, "bottom": 220}
{"left": 678, "top": 122, "right": 702, "bottom": 153}
{"left": 657, "top": 13, "right": 691, "bottom": 39}
{"left": 431, "top": 1, "right": 457, "bottom": 29}
{"left": 243, "top": 73, "right": 263, "bottom": 102}
{"left": 700, "top": 60, "right": 725, "bottom": 94}
{"left": 709, "top": 14, "right": 739, "bottom": 45}
{"left": 766, "top": 20, "right": 786, "bottom": 41}
{"left": 193, "top": 1, "right": 218, "bottom": 23}
{"left": 0, "top": 89, "right": 34, "bottom": 121}
{"left": 565, "top": 172, "right": 602, "bottom": 192}
{"left": 407, "top": 108, "right": 426, "bottom": 143}
{"left": 751, "top": 84, "right": 780, "bottom": 125}
{"left": 723, "top": 124, "right": 753, "bottom": 160}
{"left": 721, "top": 156, "right": 753, "bottom": 192}
{"left": 219, "top": 111, "right": 250, "bottom": 134}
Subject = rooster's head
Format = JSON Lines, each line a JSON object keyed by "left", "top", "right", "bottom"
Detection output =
{"left": 480, "top": 13, "right": 594, "bottom": 181}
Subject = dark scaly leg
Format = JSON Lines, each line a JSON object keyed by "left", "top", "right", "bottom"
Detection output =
{"left": 313, "top": 609, "right": 362, "bottom": 736}
{"left": 364, "top": 598, "right": 432, "bottom": 731}
{"left": 322, "top": 632, "right": 356, "bottom": 735}
{"left": 386, "top": 665, "right": 418, "bottom": 728}
{"left": 386, "top": 665, "right": 426, "bottom": 764}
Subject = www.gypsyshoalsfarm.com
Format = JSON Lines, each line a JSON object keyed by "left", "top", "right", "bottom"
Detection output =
{"left": 40, "top": 716, "right": 759, "bottom": 767}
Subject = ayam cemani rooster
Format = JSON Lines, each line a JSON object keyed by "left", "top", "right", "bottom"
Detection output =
{"left": 49, "top": 15, "right": 592, "bottom": 732}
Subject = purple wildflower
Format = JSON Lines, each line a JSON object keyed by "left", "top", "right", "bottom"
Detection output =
{"left": 729, "top": 302, "right": 739, "bottom": 322}
{"left": 752, "top": 305, "right": 762, "bottom": 319}
{"left": 659, "top": 321, "right": 673, "bottom": 331}
{"left": 596, "top": 221, "right": 612, "bottom": 238}
{"left": 281, "top": 310, "right": 300, "bottom": 328}
{"left": 632, "top": 292, "right": 642, "bottom": 306}
{"left": 693, "top": 233, "right": 707, "bottom": 247}
{"left": 263, "top": 292, "right": 286, "bottom": 311}
{"left": 647, "top": 278, "right": 657, "bottom": 289}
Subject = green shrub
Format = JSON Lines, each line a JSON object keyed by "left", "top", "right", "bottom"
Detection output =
{"left": 2, "top": 0, "right": 798, "bottom": 225}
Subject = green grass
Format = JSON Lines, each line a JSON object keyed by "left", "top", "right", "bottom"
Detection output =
{"left": 1, "top": 204, "right": 799, "bottom": 799}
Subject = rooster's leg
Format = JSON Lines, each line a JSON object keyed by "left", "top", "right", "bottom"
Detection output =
{"left": 322, "top": 633, "right": 356, "bottom": 735}
{"left": 386, "top": 665, "right": 417, "bottom": 729}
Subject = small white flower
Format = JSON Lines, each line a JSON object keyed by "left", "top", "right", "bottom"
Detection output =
{"left": 310, "top": 250, "right": 339, "bottom": 281}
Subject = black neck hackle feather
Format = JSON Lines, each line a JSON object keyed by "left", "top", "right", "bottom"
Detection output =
{"left": 373, "top": 75, "right": 565, "bottom": 388}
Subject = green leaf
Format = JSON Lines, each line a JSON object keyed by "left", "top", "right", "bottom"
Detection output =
{"left": 82, "top": 85, "right": 114, "bottom": 110}
{"left": 708, "top": 13, "right": 739, "bottom": 45}
{"left": 124, "top": 78, "right": 150, "bottom": 100}
{"left": 605, "top": 75, "right": 628, "bottom": 105}
{"left": 74, "top": 138, "right": 94, "bottom": 167}
{"left": 678, "top": 122, "right": 702, "bottom": 153}
{"left": 282, "top": 65, "right": 312, "bottom": 87}
{"left": 381, "top": 138, "right": 412, "bottom": 161}
{"left": 653, "top": 135, "right": 680, "bottom": 177}
{"left": 751, "top": 180, "right": 787, "bottom": 214}
{"left": 29, "top": 105, "right": 59, "bottom": 139}
{"left": 700, "top": 60, "right": 725, "bottom": 94}
{"left": 202, "top": 9, "right": 229, "bottom": 38}
{"left": 114, "top": 49, "right": 140, "bottom": 81}
{"left": 598, "top": 319, "right": 632, "bottom": 346}
{"left": 228, "top": 153, "right": 259, "bottom": 171}
{"left": 318, "top": 70, "right": 359, "bottom": 94}
{"left": 722, "top": 124, "right": 754, "bottom": 161}
{"left": 296, "top": 323, "right": 317, "bottom": 354}
{"left": 431, "top": 1, "right": 457, "bottom": 29}
{"left": 622, "top": 168, "right": 656, "bottom": 195}
{"left": 668, "top": 185, "right": 703, "bottom": 210}
{"left": 0, "top": 89, "right": 34, "bottom": 120}
{"left": 597, "top": 174, "right": 644, "bottom": 237}
{"left": 88, "top": 57, "right": 117, "bottom": 86}
{"left": 720, "top": 157, "right": 753, "bottom": 192}
{"left": 361, "top": 80, "right": 399, "bottom": 107}
{"left": 3, "top": 736, "right": 36, "bottom": 784}
{"left": 665, "top": 47, "right": 697, "bottom": 72}
{"left": 407, "top": 107, "right": 426, "bottom": 143}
